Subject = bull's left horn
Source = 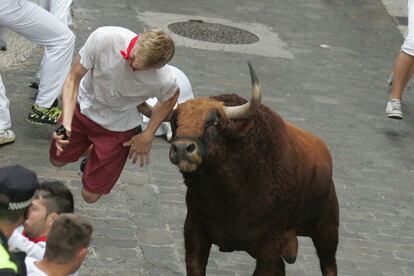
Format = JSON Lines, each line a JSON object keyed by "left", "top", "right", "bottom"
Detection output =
{"left": 223, "top": 60, "right": 262, "bottom": 119}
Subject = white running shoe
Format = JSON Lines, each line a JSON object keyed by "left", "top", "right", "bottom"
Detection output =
{"left": 385, "top": 99, "right": 403, "bottom": 120}
{"left": 0, "top": 129, "right": 16, "bottom": 145}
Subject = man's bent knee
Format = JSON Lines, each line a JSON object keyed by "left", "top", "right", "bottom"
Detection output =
{"left": 49, "top": 157, "right": 67, "bottom": 167}
{"left": 82, "top": 188, "right": 101, "bottom": 204}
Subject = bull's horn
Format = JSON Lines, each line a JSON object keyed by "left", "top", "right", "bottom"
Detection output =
{"left": 223, "top": 60, "right": 262, "bottom": 119}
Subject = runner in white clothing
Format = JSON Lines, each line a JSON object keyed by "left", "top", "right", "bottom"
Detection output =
{"left": 0, "top": 0, "right": 75, "bottom": 146}
{"left": 143, "top": 64, "right": 194, "bottom": 141}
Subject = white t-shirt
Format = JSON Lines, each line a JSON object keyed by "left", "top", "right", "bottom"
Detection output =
{"left": 25, "top": 257, "right": 47, "bottom": 276}
{"left": 78, "top": 26, "right": 178, "bottom": 131}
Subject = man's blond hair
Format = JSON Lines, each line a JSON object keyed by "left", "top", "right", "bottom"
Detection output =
{"left": 135, "top": 29, "right": 175, "bottom": 68}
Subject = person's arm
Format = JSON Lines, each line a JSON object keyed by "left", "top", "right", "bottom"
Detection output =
{"left": 53, "top": 55, "right": 88, "bottom": 155}
{"left": 123, "top": 88, "right": 180, "bottom": 167}
{"left": 8, "top": 229, "right": 46, "bottom": 260}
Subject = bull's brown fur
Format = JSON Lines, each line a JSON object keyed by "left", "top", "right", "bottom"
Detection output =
{"left": 170, "top": 94, "right": 339, "bottom": 276}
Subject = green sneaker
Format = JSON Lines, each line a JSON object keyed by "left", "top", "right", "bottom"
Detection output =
{"left": 27, "top": 104, "right": 62, "bottom": 125}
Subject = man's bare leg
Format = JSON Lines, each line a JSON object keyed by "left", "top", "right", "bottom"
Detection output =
{"left": 81, "top": 188, "right": 101, "bottom": 204}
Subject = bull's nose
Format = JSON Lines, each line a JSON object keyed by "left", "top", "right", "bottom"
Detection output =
{"left": 169, "top": 141, "right": 199, "bottom": 164}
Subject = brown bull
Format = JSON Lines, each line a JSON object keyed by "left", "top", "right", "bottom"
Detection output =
{"left": 168, "top": 62, "right": 339, "bottom": 276}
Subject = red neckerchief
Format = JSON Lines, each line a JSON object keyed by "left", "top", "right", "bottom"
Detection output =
{"left": 23, "top": 230, "right": 47, "bottom": 243}
{"left": 120, "top": 35, "right": 140, "bottom": 61}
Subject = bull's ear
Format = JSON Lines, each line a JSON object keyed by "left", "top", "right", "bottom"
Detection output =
{"left": 224, "top": 119, "right": 255, "bottom": 138}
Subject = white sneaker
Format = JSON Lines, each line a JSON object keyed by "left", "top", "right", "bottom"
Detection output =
{"left": 0, "top": 129, "right": 16, "bottom": 145}
{"left": 385, "top": 99, "right": 403, "bottom": 120}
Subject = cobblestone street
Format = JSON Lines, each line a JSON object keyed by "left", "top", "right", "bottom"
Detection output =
{"left": 1, "top": 0, "right": 413, "bottom": 275}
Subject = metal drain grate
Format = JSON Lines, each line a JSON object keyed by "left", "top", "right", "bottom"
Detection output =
{"left": 168, "top": 20, "right": 259, "bottom": 44}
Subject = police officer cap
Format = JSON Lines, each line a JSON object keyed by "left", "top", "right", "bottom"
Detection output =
{"left": 0, "top": 165, "right": 39, "bottom": 210}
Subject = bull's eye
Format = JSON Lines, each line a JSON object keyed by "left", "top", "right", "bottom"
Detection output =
{"left": 205, "top": 111, "right": 220, "bottom": 131}
{"left": 206, "top": 120, "right": 219, "bottom": 129}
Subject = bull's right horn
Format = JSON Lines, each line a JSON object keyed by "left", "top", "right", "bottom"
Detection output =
{"left": 223, "top": 60, "right": 262, "bottom": 120}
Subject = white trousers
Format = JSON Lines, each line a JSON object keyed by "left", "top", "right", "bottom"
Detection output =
{"left": 402, "top": 0, "right": 414, "bottom": 55}
{"left": 0, "top": 75, "right": 11, "bottom": 130}
{"left": 36, "top": 0, "right": 73, "bottom": 80}
{"left": 0, "top": 0, "right": 72, "bottom": 47}
{"left": 0, "top": 0, "right": 75, "bottom": 129}
{"left": 0, "top": 26, "right": 5, "bottom": 47}
{"left": 142, "top": 65, "right": 194, "bottom": 135}
{"left": 37, "top": 0, "right": 73, "bottom": 27}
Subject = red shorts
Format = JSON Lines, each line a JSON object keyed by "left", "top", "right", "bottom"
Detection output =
{"left": 49, "top": 105, "right": 140, "bottom": 195}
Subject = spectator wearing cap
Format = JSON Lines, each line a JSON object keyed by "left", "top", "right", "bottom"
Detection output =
{"left": 25, "top": 214, "right": 93, "bottom": 276}
{"left": 0, "top": 165, "right": 39, "bottom": 276}
{"left": 8, "top": 181, "right": 74, "bottom": 261}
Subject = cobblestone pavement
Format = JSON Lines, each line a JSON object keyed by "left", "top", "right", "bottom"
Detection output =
{"left": 1, "top": 0, "right": 413, "bottom": 275}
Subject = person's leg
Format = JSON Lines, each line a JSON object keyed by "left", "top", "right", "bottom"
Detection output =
{"left": 81, "top": 127, "right": 139, "bottom": 204}
{"left": 0, "top": 75, "right": 11, "bottom": 132}
{"left": 0, "top": 26, "right": 6, "bottom": 51}
{"left": 0, "top": 0, "right": 75, "bottom": 124}
{"left": 0, "top": 74, "right": 15, "bottom": 145}
{"left": 386, "top": 0, "right": 414, "bottom": 119}
{"left": 31, "top": 0, "right": 72, "bottom": 91}
{"left": 81, "top": 189, "right": 101, "bottom": 204}
{"left": 30, "top": 1, "right": 75, "bottom": 110}
{"left": 390, "top": 51, "right": 414, "bottom": 101}
{"left": 67, "top": 5, "right": 73, "bottom": 28}
{"left": 37, "top": 0, "right": 50, "bottom": 10}
{"left": 49, "top": 0, "right": 73, "bottom": 26}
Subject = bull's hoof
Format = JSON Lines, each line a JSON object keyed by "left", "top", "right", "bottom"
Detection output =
{"left": 282, "top": 230, "right": 298, "bottom": 264}
{"left": 282, "top": 254, "right": 297, "bottom": 264}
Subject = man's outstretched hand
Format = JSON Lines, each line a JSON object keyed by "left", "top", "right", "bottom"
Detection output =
{"left": 123, "top": 131, "right": 153, "bottom": 167}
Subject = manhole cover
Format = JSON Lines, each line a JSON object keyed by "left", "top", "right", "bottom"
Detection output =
{"left": 168, "top": 20, "right": 259, "bottom": 44}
